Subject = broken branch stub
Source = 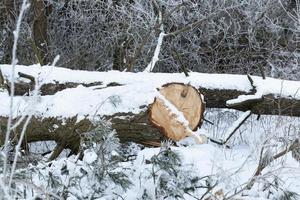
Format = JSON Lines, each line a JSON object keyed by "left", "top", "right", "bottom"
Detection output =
{"left": 149, "top": 83, "right": 205, "bottom": 143}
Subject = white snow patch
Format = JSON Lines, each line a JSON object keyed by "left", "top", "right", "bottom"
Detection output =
{"left": 83, "top": 150, "right": 97, "bottom": 164}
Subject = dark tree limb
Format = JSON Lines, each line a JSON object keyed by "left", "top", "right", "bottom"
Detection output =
{"left": 49, "top": 143, "right": 65, "bottom": 161}
{"left": 0, "top": 111, "right": 166, "bottom": 159}
{"left": 222, "top": 111, "right": 252, "bottom": 144}
{"left": 247, "top": 74, "right": 256, "bottom": 94}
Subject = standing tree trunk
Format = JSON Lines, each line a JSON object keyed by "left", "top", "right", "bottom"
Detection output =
{"left": 31, "top": 0, "right": 52, "bottom": 65}
{"left": 112, "top": 41, "right": 126, "bottom": 71}
{"left": 1, "top": 0, "right": 15, "bottom": 64}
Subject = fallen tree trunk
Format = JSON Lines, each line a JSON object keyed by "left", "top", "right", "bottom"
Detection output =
{"left": 150, "top": 83, "right": 206, "bottom": 143}
{"left": 9, "top": 80, "right": 103, "bottom": 96}
{"left": 1, "top": 65, "right": 300, "bottom": 159}
{"left": 0, "top": 112, "right": 171, "bottom": 148}
{"left": 8, "top": 81, "right": 300, "bottom": 116}
{"left": 0, "top": 83, "right": 206, "bottom": 160}
{"left": 3, "top": 68, "right": 300, "bottom": 117}
{"left": 1, "top": 87, "right": 298, "bottom": 160}
{"left": 200, "top": 88, "right": 300, "bottom": 117}
{"left": 0, "top": 112, "right": 167, "bottom": 160}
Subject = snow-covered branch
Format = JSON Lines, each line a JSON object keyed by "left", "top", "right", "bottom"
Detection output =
{"left": 144, "top": 0, "right": 165, "bottom": 72}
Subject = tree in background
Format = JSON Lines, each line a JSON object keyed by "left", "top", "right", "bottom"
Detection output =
{"left": 0, "top": 0, "right": 299, "bottom": 79}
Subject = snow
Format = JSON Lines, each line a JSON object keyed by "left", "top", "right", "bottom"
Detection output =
{"left": 33, "top": 142, "right": 298, "bottom": 199}
{"left": 83, "top": 149, "right": 97, "bottom": 164}
{"left": 227, "top": 93, "right": 263, "bottom": 106}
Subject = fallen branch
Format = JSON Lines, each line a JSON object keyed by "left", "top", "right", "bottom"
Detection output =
{"left": 226, "top": 74, "right": 262, "bottom": 109}
{"left": 247, "top": 139, "right": 300, "bottom": 189}
{"left": 225, "top": 139, "right": 300, "bottom": 199}
{"left": 222, "top": 110, "right": 252, "bottom": 144}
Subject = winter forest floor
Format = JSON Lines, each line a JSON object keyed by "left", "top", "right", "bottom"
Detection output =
{"left": 0, "top": 65, "right": 300, "bottom": 199}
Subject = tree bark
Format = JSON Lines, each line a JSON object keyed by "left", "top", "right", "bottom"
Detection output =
{"left": 0, "top": 0, "right": 15, "bottom": 63}
{"left": 0, "top": 111, "right": 166, "bottom": 160}
{"left": 7, "top": 80, "right": 103, "bottom": 96}
{"left": 31, "top": 0, "right": 52, "bottom": 65}
{"left": 0, "top": 69, "right": 4, "bottom": 85}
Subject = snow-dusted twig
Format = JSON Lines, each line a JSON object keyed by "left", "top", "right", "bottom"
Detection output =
{"left": 6, "top": 55, "right": 60, "bottom": 194}
{"left": 164, "top": 4, "right": 243, "bottom": 37}
{"left": 8, "top": 115, "right": 32, "bottom": 188}
{"left": 225, "top": 139, "right": 300, "bottom": 199}
{"left": 3, "top": 0, "right": 30, "bottom": 178}
{"left": 144, "top": 0, "right": 165, "bottom": 72}
{"left": 4, "top": 54, "right": 60, "bottom": 196}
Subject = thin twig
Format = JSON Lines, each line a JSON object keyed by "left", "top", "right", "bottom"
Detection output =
{"left": 3, "top": 0, "right": 30, "bottom": 179}
{"left": 223, "top": 111, "right": 251, "bottom": 144}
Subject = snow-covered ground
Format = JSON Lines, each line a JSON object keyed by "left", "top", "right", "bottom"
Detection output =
{"left": 1, "top": 65, "right": 300, "bottom": 199}
{"left": 28, "top": 132, "right": 300, "bottom": 199}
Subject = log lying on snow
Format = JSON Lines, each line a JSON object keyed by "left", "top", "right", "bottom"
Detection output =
{"left": 9, "top": 71, "right": 103, "bottom": 95}
{"left": 0, "top": 83, "right": 206, "bottom": 160}
{"left": 9, "top": 82, "right": 300, "bottom": 117}
{"left": 0, "top": 113, "right": 166, "bottom": 160}
{"left": 3, "top": 68, "right": 300, "bottom": 116}
{"left": 2, "top": 65, "right": 300, "bottom": 159}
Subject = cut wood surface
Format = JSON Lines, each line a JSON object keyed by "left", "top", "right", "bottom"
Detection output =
{"left": 149, "top": 83, "right": 204, "bottom": 141}
{"left": 158, "top": 83, "right": 204, "bottom": 129}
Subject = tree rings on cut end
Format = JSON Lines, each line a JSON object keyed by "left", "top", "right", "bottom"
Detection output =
{"left": 149, "top": 83, "right": 205, "bottom": 141}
